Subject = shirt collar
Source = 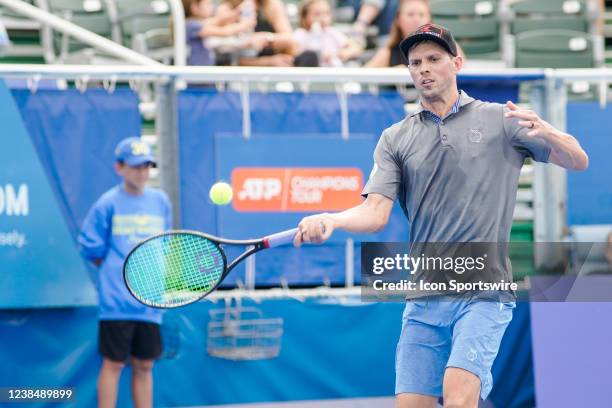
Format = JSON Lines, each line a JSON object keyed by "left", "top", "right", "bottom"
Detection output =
{"left": 410, "top": 90, "right": 475, "bottom": 118}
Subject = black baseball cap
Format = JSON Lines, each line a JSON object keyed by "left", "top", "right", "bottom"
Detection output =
{"left": 399, "top": 23, "right": 458, "bottom": 61}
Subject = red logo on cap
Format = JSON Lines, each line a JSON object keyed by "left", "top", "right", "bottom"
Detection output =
{"left": 420, "top": 24, "right": 443, "bottom": 35}
{"left": 421, "top": 24, "right": 434, "bottom": 32}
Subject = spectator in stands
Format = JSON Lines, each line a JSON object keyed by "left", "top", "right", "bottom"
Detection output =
{"left": 78, "top": 138, "right": 172, "bottom": 408}
{"left": 349, "top": 0, "right": 398, "bottom": 40}
{"left": 365, "top": 0, "right": 430, "bottom": 67}
{"left": 217, "top": 0, "right": 299, "bottom": 66}
{"left": 294, "top": 0, "right": 364, "bottom": 66}
{"left": 182, "top": 0, "right": 257, "bottom": 65}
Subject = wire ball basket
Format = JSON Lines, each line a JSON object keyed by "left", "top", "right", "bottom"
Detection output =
{"left": 207, "top": 301, "right": 284, "bottom": 361}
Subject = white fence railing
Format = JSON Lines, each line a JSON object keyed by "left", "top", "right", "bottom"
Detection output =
{"left": 0, "top": 64, "right": 552, "bottom": 83}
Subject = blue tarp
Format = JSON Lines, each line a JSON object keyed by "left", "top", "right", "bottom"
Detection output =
{"left": 11, "top": 87, "right": 142, "bottom": 237}
{"left": 0, "top": 87, "right": 142, "bottom": 308}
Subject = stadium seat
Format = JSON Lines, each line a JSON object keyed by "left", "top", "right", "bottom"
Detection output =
{"left": 604, "top": 0, "right": 612, "bottom": 64}
{"left": 36, "top": 0, "right": 119, "bottom": 64}
{"left": 429, "top": 0, "right": 501, "bottom": 60}
{"left": 0, "top": 0, "right": 44, "bottom": 62}
{"left": 132, "top": 27, "right": 173, "bottom": 65}
{"left": 507, "top": 0, "right": 596, "bottom": 35}
{"left": 515, "top": 29, "right": 594, "bottom": 68}
{"left": 512, "top": 27, "right": 602, "bottom": 101}
{"left": 104, "top": 0, "right": 170, "bottom": 49}
{"left": 505, "top": 1, "right": 604, "bottom": 98}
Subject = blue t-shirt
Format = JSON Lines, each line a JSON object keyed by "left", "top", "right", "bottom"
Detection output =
{"left": 186, "top": 19, "right": 215, "bottom": 66}
{"left": 78, "top": 185, "right": 172, "bottom": 324}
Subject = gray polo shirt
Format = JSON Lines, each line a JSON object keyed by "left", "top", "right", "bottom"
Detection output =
{"left": 362, "top": 91, "right": 550, "bottom": 285}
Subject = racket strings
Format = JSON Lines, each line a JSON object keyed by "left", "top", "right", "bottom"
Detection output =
{"left": 125, "top": 234, "right": 225, "bottom": 307}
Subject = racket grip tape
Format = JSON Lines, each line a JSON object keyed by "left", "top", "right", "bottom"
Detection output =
{"left": 264, "top": 228, "right": 299, "bottom": 248}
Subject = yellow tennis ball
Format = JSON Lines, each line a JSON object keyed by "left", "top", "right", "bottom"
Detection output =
{"left": 209, "top": 182, "right": 233, "bottom": 205}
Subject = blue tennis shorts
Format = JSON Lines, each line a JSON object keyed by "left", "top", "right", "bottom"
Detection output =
{"left": 395, "top": 294, "right": 515, "bottom": 400}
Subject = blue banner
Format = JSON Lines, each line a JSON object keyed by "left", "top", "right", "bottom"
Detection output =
{"left": 0, "top": 86, "right": 141, "bottom": 308}
{"left": 0, "top": 81, "right": 94, "bottom": 307}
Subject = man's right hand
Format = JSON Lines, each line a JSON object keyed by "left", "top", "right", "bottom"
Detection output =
{"left": 294, "top": 213, "right": 335, "bottom": 247}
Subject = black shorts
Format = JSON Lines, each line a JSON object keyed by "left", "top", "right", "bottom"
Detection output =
{"left": 99, "top": 320, "right": 162, "bottom": 362}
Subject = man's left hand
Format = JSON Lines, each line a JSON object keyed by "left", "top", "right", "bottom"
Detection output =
{"left": 505, "top": 100, "right": 556, "bottom": 141}
{"left": 505, "top": 101, "right": 589, "bottom": 171}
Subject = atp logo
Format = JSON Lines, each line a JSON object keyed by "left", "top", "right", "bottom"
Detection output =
{"left": 231, "top": 167, "right": 363, "bottom": 212}
{"left": 238, "top": 178, "right": 282, "bottom": 201}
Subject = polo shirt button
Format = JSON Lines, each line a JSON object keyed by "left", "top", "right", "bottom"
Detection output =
{"left": 442, "top": 134, "right": 447, "bottom": 141}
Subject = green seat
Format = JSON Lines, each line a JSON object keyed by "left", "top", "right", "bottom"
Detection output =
{"left": 430, "top": 0, "right": 500, "bottom": 58}
{"left": 510, "top": 0, "right": 590, "bottom": 34}
{"left": 53, "top": 12, "right": 112, "bottom": 53}
{"left": 37, "top": 0, "right": 114, "bottom": 62}
{"left": 510, "top": 222, "right": 534, "bottom": 242}
{"left": 509, "top": 222, "right": 535, "bottom": 281}
{"left": 132, "top": 27, "right": 173, "bottom": 64}
{"left": 515, "top": 29, "right": 594, "bottom": 68}
{"left": 0, "top": 1, "right": 44, "bottom": 62}
{"left": 107, "top": 0, "right": 170, "bottom": 48}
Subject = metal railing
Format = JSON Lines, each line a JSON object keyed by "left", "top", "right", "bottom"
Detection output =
{"left": 0, "top": 64, "right": 553, "bottom": 82}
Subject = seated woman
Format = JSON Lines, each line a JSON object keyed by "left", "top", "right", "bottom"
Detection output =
{"left": 217, "top": 0, "right": 299, "bottom": 67}
{"left": 293, "top": 0, "right": 363, "bottom": 67}
{"left": 182, "top": 0, "right": 256, "bottom": 66}
{"left": 365, "top": 0, "right": 430, "bottom": 67}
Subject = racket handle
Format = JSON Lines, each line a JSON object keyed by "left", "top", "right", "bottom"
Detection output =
{"left": 264, "top": 228, "right": 299, "bottom": 248}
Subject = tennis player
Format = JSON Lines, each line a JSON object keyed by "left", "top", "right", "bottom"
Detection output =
{"left": 294, "top": 23, "right": 588, "bottom": 407}
{"left": 78, "top": 137, "right": 171, "bottom": 408}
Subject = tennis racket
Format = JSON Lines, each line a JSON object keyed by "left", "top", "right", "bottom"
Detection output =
{"left": 123, "top": 228, "right": 298, "bottom": 308}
